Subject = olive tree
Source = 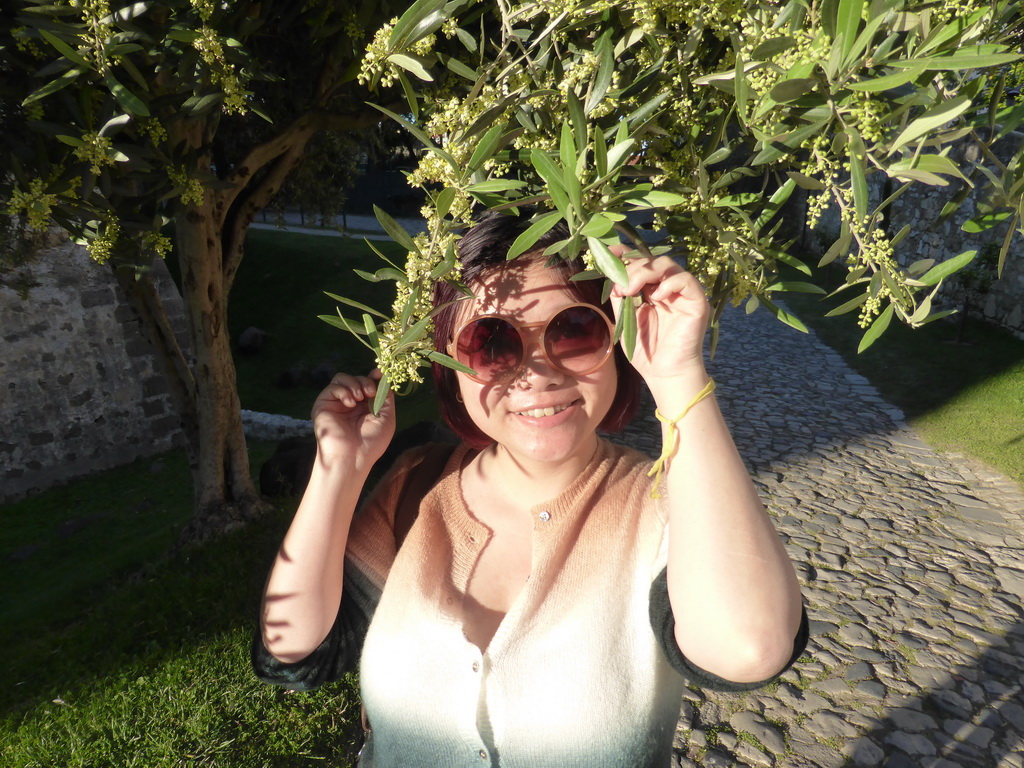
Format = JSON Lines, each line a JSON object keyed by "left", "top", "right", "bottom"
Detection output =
{"left": 2, "top": 0, "right": 399, "bottom": 541}
{"left": 327, "top": 0, "right": 1024, "bottom": 409}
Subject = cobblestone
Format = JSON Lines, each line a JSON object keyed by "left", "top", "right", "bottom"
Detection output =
{"left": 613, "top": 307, "right": 1024, "bottom": 767}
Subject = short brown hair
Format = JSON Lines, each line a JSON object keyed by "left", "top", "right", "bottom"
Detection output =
{"left": 431, "top": 211, "right": 643, "bottom": 449}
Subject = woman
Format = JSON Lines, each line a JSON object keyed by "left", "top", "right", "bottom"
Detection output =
{"left": 253, "top": 213, "right": 806, "bottom": 767}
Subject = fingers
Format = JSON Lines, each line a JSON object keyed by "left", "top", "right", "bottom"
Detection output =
{"left": 316, "top": 372, "right": 382, "bottom": 412}
{"left": 611, "top": 256, "right": 700, "bottom": 304}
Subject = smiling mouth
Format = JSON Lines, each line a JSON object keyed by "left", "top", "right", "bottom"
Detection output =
{"left": 514, "top": 402, "right": 574, "bottom": 418}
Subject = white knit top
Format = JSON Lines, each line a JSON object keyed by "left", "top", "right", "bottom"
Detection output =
{"left": 344, "top": 439, "right": 685, "bottom": 768}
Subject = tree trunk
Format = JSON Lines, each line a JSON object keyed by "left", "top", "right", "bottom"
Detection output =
{"left": 174, "top": 201, "right": 268, "bottom": 546}
{"left": 112, "top": 266, "right": 199, "bottom": 468}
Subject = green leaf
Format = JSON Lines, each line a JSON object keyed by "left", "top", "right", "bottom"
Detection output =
{"left": 962, "top": 211, "right": 1012, "bottom": 233}
{"left": 581, "top": 214, "right": 615, "bottom": 238}
{"left": 104, "top": 72, "right": 150, "bottom": 116}
{"left": 466, "top": 179, "right": 526, "bottom": 193}
{"left": 467, "top": 122, "right": 504, "bottom": 172}
{"left": 427, "top": 350, "right": 477, "bottom": 376}
{"left": 507, "top": 211, "right": 563, "bottom": 260}
{"left": 765, "top": 281, "right": 826, "bottom": 294}
{"left": 769, "top": 77, "right": 816, "bottom": 103}
{"left": 99, "top": 113, "right": 132, "bottom": 137}
{"left": 319, "top": 313, "right": 353, "bottom": 331}
{"left": 372, "top": 373, "right": 391, "bottom": 416}
{"left": 182, "top": 92, "right": 222, "bottom": 117}
{"left": 396, "top": 71, "right": 420, "bottom": 120}
{"left": 756, "top": 178, "right": 797, "bottom": 228}
{"left": 23, "top": 68, "right": 83, "bottom": 105}
{"left": 363, "top": 313, "right": 379, "bottom": 346}
{"left": 627, "top": 190, "right": 687, "bottom": 209}
{"left": 588, "top": 238, "right": 628, "bottom": 287}
{"left": 396, "top": 314, "right": 434, "bottom": 349}
{"left": 456, "top": 28, "right": 477, "bottom": 53}
{"left": 39, "top": 29, "right": 92, "bottom": 69}
{"left": 751, "top": 36, "right": 795, "bottom": 60}
{"left": 167, "top": 29, "right": 200, "bottom": 43}
{"left": 373, "top": 205, "right": 419, "bottom": 253}
{"left": 847, "top": 65, "right": 926, "bottom": 92}
{"left": 890, "top": 224, "right": 911, "bottom": 248}
{"left": 626, "top": 91, "right": 671, "bottom": 126}
{"left": 888, "top": 154, "right": 966, "bottom": 184}
{"left": 844, "top": 10, "right": 888, "bottom": 67}
{"left": 594, "top": 132, "right": 608, "bottom": 178}
{"left": 559, "top": 120, "right": 577, "bottom": 181}
{"left": 605, "top": 137, "right": 636, "bottom": 173}
{"left": 786, "top": 171, "right": 825, "bottom": 190}
{"left": 373, "top": 267, "right": 408, "bottom": 283}
{"left": 616, "top": 294, "right": 638, "bottom": 359}
{"left": 586, "top": 31, "right": 615, "bottom": 114}
{"left": 752, "top": 119, "right": 829, "bottom": 165}
{"left": 434, "top": 187, "right": 456, "bottom": 220}
{"left": 824, "top": 292, "right": 868, "bottom": 317}
{"left": 906, "top": 258, "right": 935, "bottom": 276}
{"left": 760, "top": 297, "right": 808, "bottom": 333}
{"left": 836, "top": 0, "right": 863, "bottom": 60}
{"left": 445, "top": 56, "right": 479, "bottom": 81}
{"left": 531, "top": 150, "right": 571, "bottom": 213}
{"left": 774, "top": 250, "right": 813, "bottom": 276}
{"left": 848, "top": 129, "right": 868, "bottom": 221}
{"left": 567, "top": 90, "right": 587, "bottom": 152}
{"left": 715, "top": 193, "right": 760, "bottom": 208}
{"left": 569, "top": 269, "right": 604, "bottom": 282}
{"left": 706, "top": 147, "right": 732, "bottom": 165}
{"left": 388, "top": 53, "right": 434, "bottom": 82}
{"left": 323, "top": 291, "right": 388, "bottom": 319}
{"left": 891, "top": 52, "right": 1021, "bottom": 71}
{"left": 389, "top": 0, "right": 446, "bottom": 48}
{"left": 819, "top": 227, "right": 852, "bottom": 267}
{"left": 56, "top": 134, "right": 86, "bottom": 147}
{"left": 917, "top": 249, "right": 977, "bottom": 286}
{"left": 857, "top": 303, "right": 894, "bottom": 352}
{"left": 890, "top": 95, "right": 970, "bottom": 154}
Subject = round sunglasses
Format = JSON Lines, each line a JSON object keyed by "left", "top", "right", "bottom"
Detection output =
{"left": 448, "top": 303, "right": 615, "bottom": 384}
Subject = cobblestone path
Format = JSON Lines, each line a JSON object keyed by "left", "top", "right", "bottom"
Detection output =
{"left": 618, "top": 307, "right": 1024, "bottom": 768}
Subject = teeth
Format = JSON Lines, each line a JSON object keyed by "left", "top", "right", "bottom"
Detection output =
{"left": 518, "top": 403, "right": 570, "bottom": 418}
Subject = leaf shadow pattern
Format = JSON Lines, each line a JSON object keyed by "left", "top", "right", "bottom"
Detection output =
{"left": 851, "top": 617, "right": 1024, "bottom": 766}
{"left": 608, "top": 305, "right": 1024, "bottom": 767}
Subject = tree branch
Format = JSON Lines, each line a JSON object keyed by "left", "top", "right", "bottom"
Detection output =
{"left": 221, "top": 131, "right": 315, "bottom": 292}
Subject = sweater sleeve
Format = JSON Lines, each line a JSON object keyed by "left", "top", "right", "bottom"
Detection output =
{"left": 648, "top": 566, "right": 809, "bottom": 692}
{"left": 251, "top": 447, "right": 432, "bottom": 691}
{"left": 251, "top": 566, "right": 373, "bottom": 691}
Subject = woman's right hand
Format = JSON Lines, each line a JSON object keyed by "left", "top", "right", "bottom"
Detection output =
{"left": 311, "top": 369, "right": 396, "bottom": 471}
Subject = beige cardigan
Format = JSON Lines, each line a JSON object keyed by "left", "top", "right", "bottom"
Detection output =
{"left": 346, "top": 439, "right": 685, "bottom": 767}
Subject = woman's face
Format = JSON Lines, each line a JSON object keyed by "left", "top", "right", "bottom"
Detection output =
{"left": 453, "top": 259, "right": 618, "bottom": 466}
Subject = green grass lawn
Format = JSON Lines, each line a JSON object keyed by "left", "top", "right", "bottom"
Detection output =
{"left": 0, "top": 441, "right": 363, "bottom": 767}
{"left": 784, "top": 289, "right": 1024, "bottom": 485}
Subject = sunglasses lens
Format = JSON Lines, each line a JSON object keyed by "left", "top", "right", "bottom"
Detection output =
{"left": 455, "top": 317, "right": 523, "bottom": 381}
{"left": 545, "top": 306, "right": 611, "bottom": 373}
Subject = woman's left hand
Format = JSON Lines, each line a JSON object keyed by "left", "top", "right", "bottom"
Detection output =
{"left": 609, "top": 254, "right": 710, "bottom": 383}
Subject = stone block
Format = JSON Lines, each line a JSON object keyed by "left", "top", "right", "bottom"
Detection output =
{"left": 79, "top": 288, "right": 113, "bottom": 308}
{"left": 140, "top": 398, "right": 166, "bottom": 417}
{"left": 29, "top": 431, "right": 53, "bottom": 446}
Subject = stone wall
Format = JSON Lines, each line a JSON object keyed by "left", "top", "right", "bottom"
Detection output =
{"left": 812, "top": 136, "right": 1024, "bottom": 339}
{"left": 0, "top": 236, "right": 188, "bottom": 503}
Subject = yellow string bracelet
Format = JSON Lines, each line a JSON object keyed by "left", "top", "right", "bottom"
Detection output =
{"left": 647, "top": 378, "right": 717, "bottom": 499}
